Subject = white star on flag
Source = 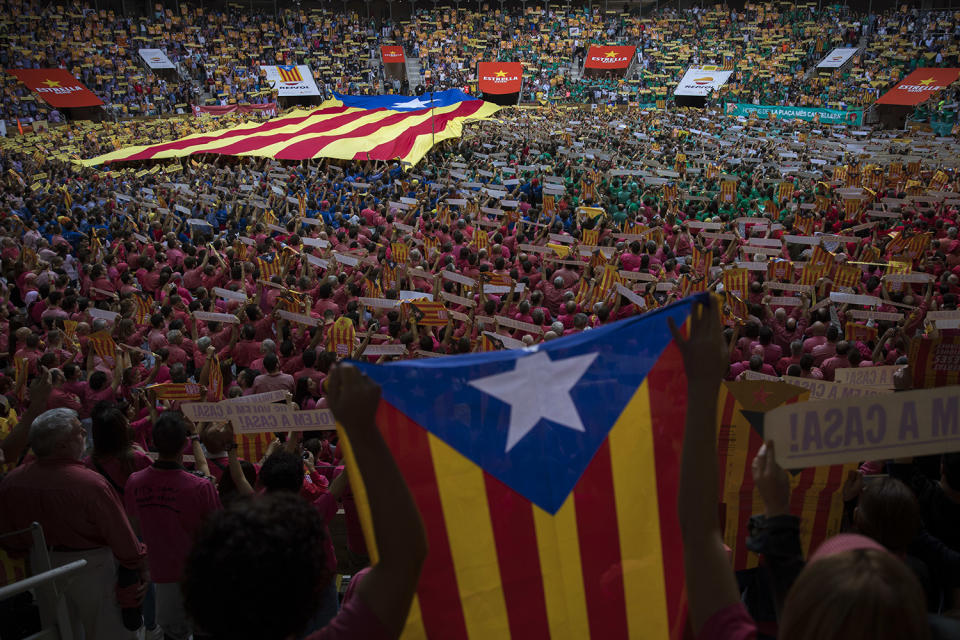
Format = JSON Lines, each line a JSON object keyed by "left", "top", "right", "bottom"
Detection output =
{"left": 391, "top": 97, "right": 436, "bottom": 110}
{"left": 468, "top": 350, "right": 598, "bottom": 453}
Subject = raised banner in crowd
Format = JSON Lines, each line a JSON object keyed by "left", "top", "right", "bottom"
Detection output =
{"left": 674, "top": 67, "right": 733, "bottom": 96}
{"left": 259, "top": 64, "right": 321, "bottom": 96}
{"left": 6, "top": 68, "right": 103, "bottom": 107}
{"left": 816, "top": 47, "right": 858, "bottom": 69}
{"left": 725, "top": 102, "right": 864, "bottom": 125}
{"left": 875, "top": 67, "right": 960, "bottom": 106}
{"left": 477, "top": 61, "right": 523, "bottom": 95}
{"left": 583, "top": 45, "right": 636, "bottom": 69}
{"left": 138, "top": 48, "right": 176, "bottom": 69}
{"left": 380, "top": 45, "right": 405, "bottom": 63}
{"left": 766, "top": 385, "right": 960, "bottom": 469}
{"left": 82, "top": 91, "right": 500, "bottom": 167}
{"left": 191, "top": 103, "right": 278, "bottom": 117}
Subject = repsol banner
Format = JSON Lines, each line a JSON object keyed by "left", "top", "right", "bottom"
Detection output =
{"left": 725, "top": 102, "right": 864, "bottom": 126}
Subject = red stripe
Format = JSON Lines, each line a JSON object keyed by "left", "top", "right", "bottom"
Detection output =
{"left": 483, "top": 473, "right": 551, "bottom": 640}
{"left": 181, "top": 106, "right": 410, "bottom": 157}
{"left": 344, "top": 100, "right": 487, "bottom": 162}
{"left": 573, "top": 440, "right": 629, "bottom": 639}
{"left": 733, "top": 426, "right": 763, "bottom": 570}
{"left": 788, "top": 466, "right": 817, "bottom": 524}
{"left": 716, "top": 389, "right": 738, "bottom": 536}
{"left": 118, "top": 106, "right": 352, "bottom": 161}
{"left": 377, "top": 403, "right": 469, "bottom": 640}
{"left": 645, "top": 344, "right": 689, "bottom": 639}
{"left": 913, "top": 339, "right": 931, "bottom": 390}
{"left": 809, "top": 465, "right": 845, "bottom": 553}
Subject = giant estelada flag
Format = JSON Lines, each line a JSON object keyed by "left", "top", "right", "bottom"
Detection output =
{"left": 339, "top": 294, "right": 708, "bottom": 640}
{"left": 81, "top": 89, "right": 499, "bottom": 167}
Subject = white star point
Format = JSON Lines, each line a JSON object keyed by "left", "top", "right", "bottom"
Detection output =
{"left": 468, "top": 351, "right": 598, "bottom": 453}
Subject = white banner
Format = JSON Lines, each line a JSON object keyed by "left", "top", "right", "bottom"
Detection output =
{"left": 260, "top": 65, "right": 321, "bottom": 96}
{"left": 139, "top": 48, "right": 176, "bottom": 70}
{"left": 817, "top": 47, "right": 858, "bottom": 69}
{"left": 674, "top": 68, "right": 733, "bottom": 97}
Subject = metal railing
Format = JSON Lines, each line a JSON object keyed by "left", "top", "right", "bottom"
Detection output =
{"left": 0, "top": 523, "right": 86, "bottom": 640}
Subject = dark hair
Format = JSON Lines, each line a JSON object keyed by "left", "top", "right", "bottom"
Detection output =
{"left": 218, "top": 460, "right": 258, "bottom": 507}
{"left": 152, "top": 411, "right": 189, "bottom": 458}
{"left": 183, "top": 494, "right": 329, "bottom": 640}
{"left": 855, "top": 477, "right": 921, "bottom": 554}
{"left": 259, "top": 451, "right": 304, "bottom": 493}
{"left": 91, "top": 403, "right": 132, "bottom": 459}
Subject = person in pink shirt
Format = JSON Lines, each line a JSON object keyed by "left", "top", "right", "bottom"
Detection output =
{"left": 820, "top": 341, "right": 852, "bottom": 382}
{"left": 84, "top": 404, "right": 152, "bottom": 495}
{"left": 251, "top": 354, "right": 295, "bottom": 394}
{"left": 125, "top": 412, "right": 219, "bottom": 640}
{"left": 182, "top": 364, "right": 425, "bottom": 640}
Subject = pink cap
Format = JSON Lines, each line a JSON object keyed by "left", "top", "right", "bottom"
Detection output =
{"left": 809, "top": 533, "right": 886, "bottom": 564}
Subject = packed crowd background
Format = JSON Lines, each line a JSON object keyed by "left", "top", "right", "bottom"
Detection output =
{"left": 3, "top": 0, "right": 960, "bottom": 128}
{"left": 1, "top": 1, "right": 960, "bottom": 640}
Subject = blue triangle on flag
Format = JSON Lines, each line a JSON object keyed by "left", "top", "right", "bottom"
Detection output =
{"left": 352, "top": 294, "right": 705, "bottom": 513}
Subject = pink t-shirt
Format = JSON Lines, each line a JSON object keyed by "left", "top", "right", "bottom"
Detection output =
{"left": 697, "top": 603, "right": 757, "bottom": 640}
{"left": 304, "top": 595, "right": 390, "bottom": 640}
{"left": 124, "top": 463, "right": 221, "bottom": 583}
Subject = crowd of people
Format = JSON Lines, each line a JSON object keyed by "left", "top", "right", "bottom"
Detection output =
{"left": 3, "top": 0, "right": 960, "bottom": 129}
{"left": 0, "top": 1, "right": 959, "bottom": 639}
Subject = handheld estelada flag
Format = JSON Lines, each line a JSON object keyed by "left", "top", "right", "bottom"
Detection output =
{"left": 337, "top": 294, "right": 711, "bottom": 639}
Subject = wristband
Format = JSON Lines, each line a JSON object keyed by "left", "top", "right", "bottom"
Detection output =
{"left": 224, "top": 442, "right": 238, "bottom": 451}
{"left": 188, "top": 434, "right": 200, "bottom": 442}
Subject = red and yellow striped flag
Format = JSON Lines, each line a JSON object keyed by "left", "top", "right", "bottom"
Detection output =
{"left": 81, "top": 98, "right": 501, "bottom": 167}
{"left": 845, "top": 322, "right": 878, "bottom": 343}
{"left": 909, "top": 335, "right": 960, "bottom": 389}
{"left": 904, "top": 233, "right": 931, "bottom": 260}
{"left": 843, "top": 198, "right": 861, "bottom": 221}
{"left": 777, "top": 181, "right": 793, "bottom": 203}
{"left": 341, "top": 296, "right": 710, "bottom": 640}
{"left": 691, "top": 247, "right": 712, "bottom": 276}
{"left": 809, "top": 245, "right": 835, "bottom": 272}
{"left": 472, "top": 227, "right": 489, "bottom": 252}
{"left": 133, "top": 292, "right": 154, "bottom": 325}
{"left": 799, "top": 264, "right": 827, "bottom": 287}
{"left": 833, "top": 263, "right": 861, "bottom": 290}
{"left": 717, "top": 381, "right": 856, "bottom": 571}
{"left": 929, "top": 169, "right": 949, "bottom": 191}
{"left": 208, "top": 354, "right": 224, "bottom": 401}
{"left": 721, "top": 268, "right": 749, "bottom": 298}
{"left": 766, "top": 260, "right": 794, "bottom": 283}
{"left": 392, "top": 242, "right": 410, "bottom": 263}
{"left": 147, "top": 382, "right": 205, "bottom": 401}
{"left": 542, "top": 194, "right": 556, "bottom": 214}
{"left": 88, "top": 330, "right": 118, "bottom": 359}
{"left": 409, "top": 300, "right": 449, "bottom": 327}
{"left": 423, "top": 236, "right": 440, "bottom": 255}
{"left": 327, "top": 316, "right": 356, "bottom": 359}
{"left": 581, "top": 228, "right": 599, "bottom": 246}
{"left": 663, "top": 184, "right": 678, "bottom": 202}
{"left": 257, "top": 252, "right": 283, "bottom": 279}
{"left": 720, "top": 180, "right": 736, "bottom": 204}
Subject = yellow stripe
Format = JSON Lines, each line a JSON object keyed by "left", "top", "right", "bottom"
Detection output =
{"left": 608, "top": 381, "right": 669, "bottom": 639}
{"left": 533, "top": 497, "right": 590, "bottom": 640}
{"left": 338, "top": 425, "right": 428, "bottom": 639}
{"left": 718, "top": 389, "right": 752, "bottom": 566}
{"left": 427, "top": 434, "right": 510, "bottom": 638}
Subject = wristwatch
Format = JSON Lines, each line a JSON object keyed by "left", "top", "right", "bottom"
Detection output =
{"left": 188, "top": 434, "right": 200, "bottom": 442}
{"left": 224, "top": 442, "right": 238, "bottom": 452}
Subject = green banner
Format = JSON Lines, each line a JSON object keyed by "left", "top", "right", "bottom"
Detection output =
{"left": 725, "top": 102, "right": 864, "bottom": 126}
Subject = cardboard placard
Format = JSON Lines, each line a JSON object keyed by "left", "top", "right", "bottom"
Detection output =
{"left": 767, "top": 386, "right": 960, "bottom": 469}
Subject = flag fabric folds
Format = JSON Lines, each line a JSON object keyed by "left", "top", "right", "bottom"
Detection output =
{"left": 717, "top": 381, "right": 855, "bottom": 571}
{"left": 81, "top": 92, "right": 500, "bottom": 167}
{"left": 340, "top": 294, "right": 708, "bottom": 639}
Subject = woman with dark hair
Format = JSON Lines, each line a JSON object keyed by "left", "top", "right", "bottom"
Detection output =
{"left": 83, "top": 401, "right": 152, "bottom": 494}
{"left": 293, "top": 376, "right": 320, "bottom": 411}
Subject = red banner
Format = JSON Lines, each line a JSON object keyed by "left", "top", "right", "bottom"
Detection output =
{"left": 7, "top": 68, "right": 103, "bottom": 108}
{"left": 584, "top": 45, "right": 636, "bottom": 70}
{"left": 381, "top": 46, "right": 405, "bottom": 64}
{"left": 875, "top": 67, "right": 960, "bottom": 106}
{"left": 477, "top": 62, "right": 523, "bottom": 95}
{"left": 191, "top": 102, "right": 278, "bottom": 117}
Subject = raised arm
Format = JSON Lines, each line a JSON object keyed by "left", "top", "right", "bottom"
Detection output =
{"left": 668, "top": 296, "right": 740, "bottom": 633}
{"left": 326, "top": 364, "right": 427, "bottom": 636}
